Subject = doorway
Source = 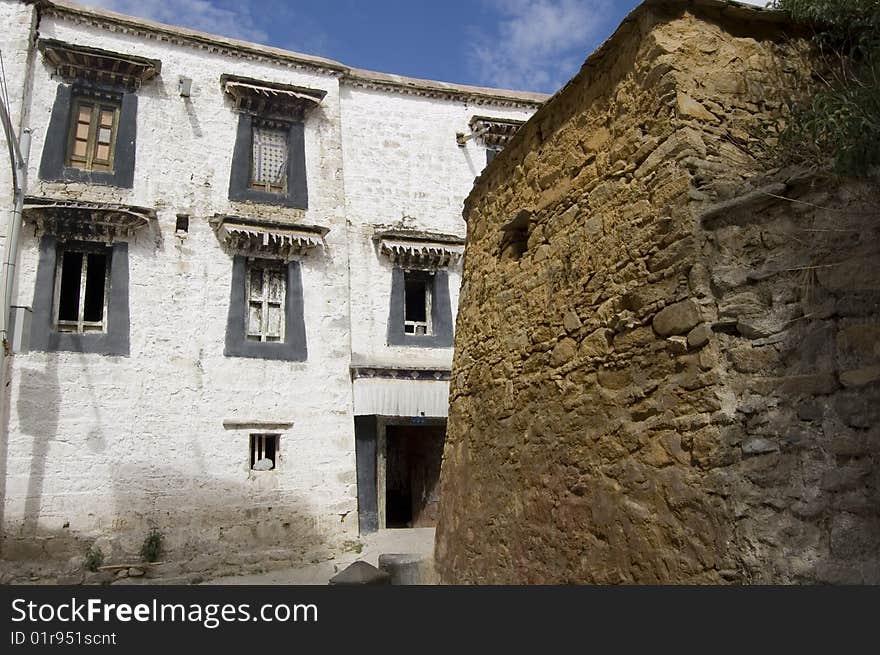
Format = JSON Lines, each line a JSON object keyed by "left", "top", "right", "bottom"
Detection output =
{"left": 384, "top": 424, "right": 445, "bottom": 529}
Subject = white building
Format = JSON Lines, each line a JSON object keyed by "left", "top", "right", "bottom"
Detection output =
{"left": 0, "top": 0, "right": 544, "bottom": 573}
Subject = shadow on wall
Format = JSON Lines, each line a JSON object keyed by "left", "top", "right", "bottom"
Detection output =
{"left": 15, "top": 356, "right": 61, "bottom": 536}
{"left": 3, "top": 352, "right": 333, "bottom": 570}
{"left": 702, "top": 177, "right": 880, "bottom": 585}
{"left": 2, "top": 459, "right": 332, "bottom": 574}
{"left": 108, "top": 462, "right": 332, "bottom": 566}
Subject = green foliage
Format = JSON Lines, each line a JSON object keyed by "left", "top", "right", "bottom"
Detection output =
{"left": 83, "top": 545, "right": 104, "bottom": 572}
{"left": 139, "top": 528, "right": 164, "bottom": 563}
{"left": 773, "top": 0, "right": 880, "bottom": 175}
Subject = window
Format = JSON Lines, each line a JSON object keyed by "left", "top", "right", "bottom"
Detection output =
{"left": 404, "top": 271, "right": 433, "bottom": 336}
{"left": 66, "top": 96, "right": 120, "bottom": 172}
{"left": 36, "top": 39, "right": 157, "bottom": 188}
{"left": 246, "top": 260, "right": 286, "bottom": 342}
{"left": 380, "top": 236, "right": 458, "bottom": 348}
{"left": 54, "top": 244, "right": 110, "bottom": 333}
{"left": 251, "top": 122, "right": 288, "bottom": 193}
{"left": 250, "top": 433, "right": 279, "bottom": 471}
{"left": 31, "top": 234, "right": 131, "bottom": 356}
{"left": 224, "top": 75, "right": 323, "bottom": 208}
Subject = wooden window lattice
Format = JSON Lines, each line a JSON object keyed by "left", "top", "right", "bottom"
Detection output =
{"left": 246, "top": 261, "right": 285, "bottom": 342}
{"left": 251, "top": 125, "right": 288, "bottom": 193}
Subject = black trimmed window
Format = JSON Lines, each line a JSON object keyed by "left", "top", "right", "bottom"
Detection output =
{"left": 387, "top": 268, "right": 454, "bottom": 348}
{"left": 224, "top": 256, "right": 308, "bottom": 362}
{"left": 228, "top": 114, "right": 307, "bottom": 208}
{"left": 377, "top": 232, "right": 462, "bottom": 349}
{"left": 30, "top": 235, "right": 131, "bottom": 356}
{"left": 54, "top": 243, "right": 111, "bottom": 334}
{"left": 223, "top": 76, "right": 324, "bottom": 209}
{"left": 36, "top": 39, "right": 159, "bottom": 189}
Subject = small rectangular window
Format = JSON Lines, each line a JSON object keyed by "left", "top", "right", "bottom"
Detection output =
{"left": 54, "top": 245, "right": 110, "bottom": 333}
{"left": 251, "top": 123, "right": 288, "bottom": 193}
{"left": 246, "top": 260, "right": 286, "bottom": 342}
{"left": 404, "top": 271, "right": 433, "bottom": 336}
{"left": 250, "top": 433, "right": 279, "bottom": 470}
{"left": 66, "top": 96, "right": 120, "bottom": 172}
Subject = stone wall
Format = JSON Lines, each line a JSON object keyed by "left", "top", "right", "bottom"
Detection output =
{"left": 436, "top": 2, "right": 880, "bottom": 584}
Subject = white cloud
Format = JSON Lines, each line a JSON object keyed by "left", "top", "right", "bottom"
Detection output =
{"left": 469, "top": 0, "right": 610, "bottom": 93}
{"left": 80, "top": 0, "right": 269, "bottom": 44}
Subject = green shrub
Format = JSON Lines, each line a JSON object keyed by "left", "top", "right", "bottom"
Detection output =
{"left": 83, "top": 545, "right": 104, "bottom": 572}
{"left": 140, "top": 527, "right": 164, "bottom": 563}
{"left": 774, "top": 0, "right": 880, "bottom": 175}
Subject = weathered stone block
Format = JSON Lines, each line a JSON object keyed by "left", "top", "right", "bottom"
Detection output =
{"left": 687, "top": 323, "right": 712, "bottom": 349}
{"left": 579, "top": 329, "right": 611, "bottom": 357}
{"left": 563, "top": 311, "right": 583, "bottom": 333}
{"left": 653, "top": 299, "right": 701, "bottom": 336}
{"left": 676, "top": 92, "right": 718, "bottom": 122}
{"left": 551, "top": 338, "right": 578, "bottom": 366}
{"left": 742, "top": 438, "right": 778, "bottom": 456}
{"left": 840, "top": 366, "right": 880, "bottom": 388}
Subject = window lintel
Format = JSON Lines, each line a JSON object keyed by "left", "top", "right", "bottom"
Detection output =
{"left": 38, "top": 38, "right": 161, "bottom": 90}
{"left": 221, "top": 74, "right": 326, "bottom": 118}
{"left": 375, "top": 230, "right": 464, "bottom": 268}
{"left": 211, "top": 214, "right": 328, "bottom": 259}
{"left": 23, "top": 197, "right": 154, "bottom": 241}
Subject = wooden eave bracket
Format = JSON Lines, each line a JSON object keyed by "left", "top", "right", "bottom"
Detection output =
{"left": 38, "top": 38, "right": 161, "bottom": 90}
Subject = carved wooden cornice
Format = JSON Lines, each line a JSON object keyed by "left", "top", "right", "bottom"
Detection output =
{"left": 23, "top": 196, "right": 155, "bottom": 240}
{"left": 211, "top": 214, "right": 329, "bottom": 260}
{"left": 38, "top": 38, "right": 161, "bottom": 90}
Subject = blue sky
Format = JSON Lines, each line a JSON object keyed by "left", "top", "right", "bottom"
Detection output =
{"left": 81, "top": 0, "right": 768, "bottom": 94}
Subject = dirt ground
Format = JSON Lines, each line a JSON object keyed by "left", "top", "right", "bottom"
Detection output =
{"left": 203, "top": 528, "right": 436, "bottom": 585}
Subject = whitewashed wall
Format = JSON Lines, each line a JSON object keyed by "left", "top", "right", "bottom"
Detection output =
{"left": 4, "top": 12, "right": 355, "bottom": 570}
{"left": 340, "top": 85, "right": 534, "bottom": 370}
{"left": 0, "top": 2, "right": 540, "bottom": 574}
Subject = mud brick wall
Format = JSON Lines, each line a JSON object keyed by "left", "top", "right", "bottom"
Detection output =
{"left": 435, "top": 3, "right": 880, "bottom": 584}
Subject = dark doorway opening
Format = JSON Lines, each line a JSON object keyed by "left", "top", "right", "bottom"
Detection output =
{"left": 385, "top": 424, "right": 445, "bottom": 528}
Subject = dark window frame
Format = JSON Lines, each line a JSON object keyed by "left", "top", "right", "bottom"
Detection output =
{"left": 228, "top": 113, "right": 308, "bottom": 209}
{"left": 387, "top": 267, "right": 453, "bottom": 348}
{"left": 30, "top": 235, "right": 131, "bottom": 356}
{"left": 224, "top": 255, "right": 307, "bottom": 361}
{"left": 39, "top": 82, "right": 138, "bottom": 188}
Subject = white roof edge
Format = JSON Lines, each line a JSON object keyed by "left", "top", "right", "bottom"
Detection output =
{"left": 41, "top": 0, "right": 550, "bottom": 105}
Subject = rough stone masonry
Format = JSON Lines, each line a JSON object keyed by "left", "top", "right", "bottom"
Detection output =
{"left": 435, "top": 0, "right": 880, "bottom": 584}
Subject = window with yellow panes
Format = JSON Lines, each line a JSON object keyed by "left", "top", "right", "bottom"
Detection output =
{"left": 66, "top": 97, "right": 120, "bottom": 172}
